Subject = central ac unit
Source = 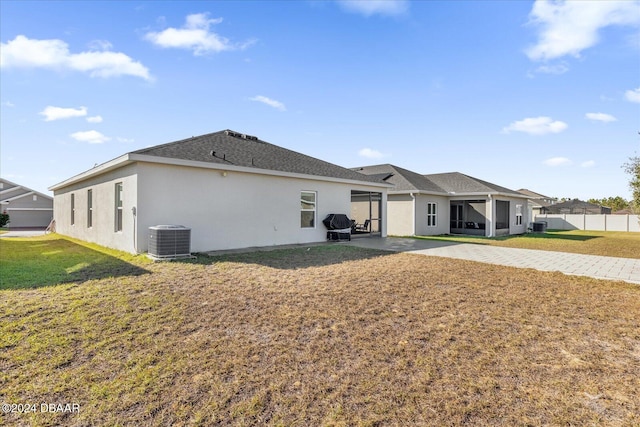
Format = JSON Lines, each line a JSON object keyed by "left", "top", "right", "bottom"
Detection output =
{"left": 148, "top": 225, "right": 191, "bottom": 260}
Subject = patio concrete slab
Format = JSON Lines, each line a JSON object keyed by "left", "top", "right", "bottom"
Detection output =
{"left": 346, "top": 237, "right": 640, "bottom": 285}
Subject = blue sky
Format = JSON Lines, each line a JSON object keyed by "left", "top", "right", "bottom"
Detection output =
{"left": 2, "top": 0, "right": 639, "bottom": 200}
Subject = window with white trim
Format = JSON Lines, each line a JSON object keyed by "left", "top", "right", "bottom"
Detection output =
{"left": 516, "top": 204, "right": 523, "bottom": 225}
{"left": 115, "top": 183, "right": 123, "bottom": 232}
{"left": 87, "top": 189, "right": 93, "bottom": 228}
{"left": 300, "top": 191, "right": 316, "bottom": 228}
{"left": 427, "top": 202, "right": 437, "bottom": 227}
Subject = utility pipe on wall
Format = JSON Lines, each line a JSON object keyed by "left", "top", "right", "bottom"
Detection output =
{"left": 410, "top": 192, "right": 416, "bottom": 236}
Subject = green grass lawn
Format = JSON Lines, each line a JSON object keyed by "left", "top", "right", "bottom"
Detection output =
{"left": 0, "top": 234, "right": 150, "bottom": 289}
{"left": 409, "top": 229, "right": 640, "bottom": 259}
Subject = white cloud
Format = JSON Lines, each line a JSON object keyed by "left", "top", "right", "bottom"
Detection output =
{"left": 250, "top": 95, "right": 286, "bottom": 111}
{"left": 336, "top": 0, "right": 409, "bottom": 16}
{"left": 87, "top": 39, "right": 113, "bottom": 51}
{"left": 40, "top": 106, "right": 87, "bottom": 121}
{"left": 1, "top": 35, "right": 152, "bottom": 80}
{"left": 581, "top": 160, "right": 596, "bottom": 168}
{"left": 502, "top": 116, "right": 568, "bottom": 135}
{"left": 116, "top": 137, "right": 134, "bottom": 143}
{"left": 585, "top": 112, "right": 617, "bottom": 123}
{"left": 86, "top": 115, "right": 103, "bottom": 123}
{"left": 145, "top": 13, "right": 255, "bottom": 55}
{"left": 526, "top": 0, "right": 640, "bottom": 61}
{"left": 70, "top": 130, "right": 110, "bottom": 144}
{"left": 534, "top": 62, "right": 569, "bottom": 75}
{"left": 625, "top": 87, "right": 640, "bottom": 103}
{"left": 3, "top": 101, "right": 15, "bottom": 107}
{"left": 358, "top": 148, "right": 384, "bottom": 159}
{"left": 543, "top": 157, "right": 572, "bottom": 167}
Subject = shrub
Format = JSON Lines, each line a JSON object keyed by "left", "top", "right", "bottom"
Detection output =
{"left": 0, "top": 211, "right": 10, "bottom": 227}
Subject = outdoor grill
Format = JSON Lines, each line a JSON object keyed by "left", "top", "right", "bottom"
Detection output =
{"left": 323, "top": 213, "right": 352, "bottom": 241}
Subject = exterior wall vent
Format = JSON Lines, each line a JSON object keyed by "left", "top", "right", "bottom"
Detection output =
{"left": 148, "top": 225, "right": 192, "bottom": 260}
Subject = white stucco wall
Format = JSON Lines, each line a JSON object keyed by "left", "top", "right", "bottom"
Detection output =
{"left": 414, "top": 194, "right": 450, "bottom": 236}
{"left": 386, "top": 194, "right": 415, "bottom": 236}
{"left": 53, "top": 164, "right": 138, "bottom": 253}
{"left": 52, "top": 161, "right": 388, "bottom": 254}
{"left": 506, "top": 197, "right": 528, "bottom": 235}
{"left": 135, "top": 162, "right": 386, "bottom": 253}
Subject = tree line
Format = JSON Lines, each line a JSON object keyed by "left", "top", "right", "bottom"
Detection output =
{"left": 554, "top": 154, "right": 639, "bottom": 214}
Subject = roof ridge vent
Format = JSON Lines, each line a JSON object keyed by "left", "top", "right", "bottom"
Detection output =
{"left": 225, "top": 130, "right": 258, "bottom": 141}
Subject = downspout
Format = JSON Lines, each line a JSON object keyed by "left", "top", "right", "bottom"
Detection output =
{"left": 410, "top": 192, "right": 416, "bottom": 236}
{"left": 132, "top": 206, "right": 138, "bottom": 253}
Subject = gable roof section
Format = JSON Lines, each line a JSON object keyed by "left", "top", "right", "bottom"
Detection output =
{"left": 424, "top": 172, "right": 525, "bottom": 197}
{"left": 51, "top": 130, "right": 391, "bottom": 190}
{"left": 134, "top": 130, "right": 389, "bottom": 184}
{"left": 353, "top": 164, "right": 446, "bottom": 194}
{"left": 1, "top": 177, "right": 53, "bottom": 204}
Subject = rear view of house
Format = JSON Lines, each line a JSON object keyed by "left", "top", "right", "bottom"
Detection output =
{"left": 355, "top": 165, "right": 529, "bottom": 237}
{"left": 49, "top": 130, "right": 390, "bottom": 254}
{"left": 0, "top": 178, "right": 53, "bottom": 228}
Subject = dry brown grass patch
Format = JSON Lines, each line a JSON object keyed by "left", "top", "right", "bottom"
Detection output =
{"left": 1, "top": 245, "right": 639, "bottom": 426}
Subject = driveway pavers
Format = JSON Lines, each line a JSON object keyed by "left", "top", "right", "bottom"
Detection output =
{"left": 347, "top": 237, "right": 640, "bottom": 285}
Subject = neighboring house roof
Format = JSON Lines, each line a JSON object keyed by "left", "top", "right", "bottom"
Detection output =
{"left": 424, "top": 172, "right": 526, "bottom": 198}
{"left": 517, "top": 188, "right": 551, "bottom": 199}
{"left": 353, "top": 164, "right": 446, "bottom": 194}
{"left": 517, "top": 188, "right": 557, "bottom": 208}
{"left": 613, "top": 208, "right": 634, "bottom": 215}
{"left": 51, "top": 130, "right": 391, "bottom": 190}
{"left": 545, "top": 199, "right": 611, "bottom": 214}
{"left": 1, "top": 178, "right": 53, "bottom": 205}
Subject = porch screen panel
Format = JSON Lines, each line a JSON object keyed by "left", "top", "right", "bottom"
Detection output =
{"left": 496, "top": 200, "right": 509, "bottom": 229}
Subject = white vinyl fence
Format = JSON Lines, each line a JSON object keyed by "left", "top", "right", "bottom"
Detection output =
{"left": 534, "top": 214, "right": 640, "bottom": 232}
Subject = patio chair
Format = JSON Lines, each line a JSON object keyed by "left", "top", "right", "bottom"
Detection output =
{"left": 355, "top": 219, "right": 370, "bottom": 232}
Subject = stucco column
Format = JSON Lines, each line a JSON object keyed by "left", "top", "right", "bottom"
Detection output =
{"left": 486, "top": 195, "right": 494, "bottom": 237}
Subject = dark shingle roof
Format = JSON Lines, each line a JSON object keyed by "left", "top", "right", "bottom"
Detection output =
{"left": 131, "top": 130, "right": 387, "bottom": 184}
{"left": 545, "top": 199, "right": 611, "bottom": 214}
{"left": 424, "top": 172, "right": 523, "bottom": 196}
{"left": 353, "top": 164, "right": 447, "bottom": 193}
{"left": 517, "top": 188, "right": 551, "bottom": 199}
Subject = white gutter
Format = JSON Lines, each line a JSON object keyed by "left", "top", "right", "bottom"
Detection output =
{"left": 49, "top": 154, "right": 132, "bottom": 191}
{"left": 130, "top": 154, "right": 394, "bottom": 188}
{"left": 0, "top": 186, "right": 23, "bottom": 195}
{"left": 50, "top": 153, "right": 394, "bottom": 191}
{"left": 447, "top": 191, "right": 529, "bottom": 199}
{"left": 5, "top": 207, "right": 53, "bottom": 211}
{"left": 1, "top": 191, "right": 35, "bottom": 203}
{"left": 390, "top": 189, "right": 448, "bottom": 196}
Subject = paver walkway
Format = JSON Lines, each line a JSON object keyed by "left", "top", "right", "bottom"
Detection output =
{"left": 346, "top": 237, "right": 640, "bottom": 285}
